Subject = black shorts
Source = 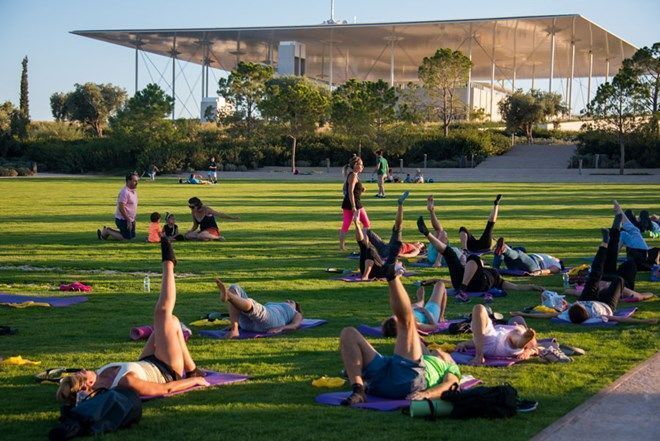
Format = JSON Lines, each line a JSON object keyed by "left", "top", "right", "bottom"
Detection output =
{"left": 139, "top": 354, "right": 181, "bottom": 382}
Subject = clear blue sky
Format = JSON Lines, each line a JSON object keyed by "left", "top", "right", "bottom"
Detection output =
{"left": 1, "top": 0, "right": 658, "bottom": 120}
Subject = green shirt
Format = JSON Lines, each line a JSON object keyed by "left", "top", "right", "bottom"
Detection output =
{"left": 376, "top": 156, "right": 389, "bottom": 175}
{"left": 422, "top": 355, "right": 461, "bottom": 389}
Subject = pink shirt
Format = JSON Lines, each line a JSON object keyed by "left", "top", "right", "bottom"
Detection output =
{"left": 114, "top": 186, "right": 138, "bottom": 222}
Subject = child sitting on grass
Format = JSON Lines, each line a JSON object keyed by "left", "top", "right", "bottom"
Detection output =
{"left": 147, "top": 212, "right": 163, "bottom": 243}
{"left": 163, "top": 213, "right": 185, "bottom": 241}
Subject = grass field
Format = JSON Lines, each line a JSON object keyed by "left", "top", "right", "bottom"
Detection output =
{"left": 0, "top": 177, "right": 658, "bottom": 441}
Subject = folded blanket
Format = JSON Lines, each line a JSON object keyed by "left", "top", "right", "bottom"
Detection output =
{"left": 0, "top": 293, "right": 88, "bottom": 308}
{"left": 199, "top": 319, "right": 327, "bottom": 339}
{"left": 59, "top": 282, "right": 92, "bottom": 292}
{"left": 141, "top": 370, "right": 248, "bottom": 400}
{"left": 550, "top": 307, "right": 637, "bottom": 327}
{"left": 357, "top": 319, "right": 465, "bottom": 338}
{"left": 315, "top": 376, "right": 483, "bottom": 411}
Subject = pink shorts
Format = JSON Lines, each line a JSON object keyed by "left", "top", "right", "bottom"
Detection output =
{"left": 341, "top": 208, "right": 371, "bottom": 233}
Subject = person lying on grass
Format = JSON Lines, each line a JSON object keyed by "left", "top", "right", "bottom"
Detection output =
{"left": 458, "top": 194, "right": 503, "bottom": 254}
{"left": 56, "top": 240, "right": 208, "bottom": 405}
{"left": 214, "top": 279, "right": 303, "bottom": 339}
{"left": 492, "top": 237, "right": 564, "bottom": 275}
{"left": 381, "top": 281, "right": 447, "bottom": 336}
{"left": 417, "top": 216, "right": 544, "bottom": 303}
{"left": 510, "top": 215, "right": 658, "bottom": 325}
{"left": 455, "top": 304, "right": 539, "bottom": 366}
{"left": 339, "top": 244, "right": 461, "bottom": 405}
{"left": 423, "top": 195, "right": 466, "bottom": 268}
{"left": 354, "top": 191, "right": 415, "bottom": 280}
{"left": 614, "top": 200, "right": 659, "bottom": 271}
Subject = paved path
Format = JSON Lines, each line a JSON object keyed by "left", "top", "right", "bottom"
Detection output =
{"left": 532, "top": 352, "right": 660, "bottom": 441}
{"left": 477, "top": 144, "right": 577, "bottom": 169}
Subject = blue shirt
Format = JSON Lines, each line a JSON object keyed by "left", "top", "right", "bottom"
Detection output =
{"left": 264, "top": 302, "right": 296, "bottom": 327}
{"left": 620, "top": 219, "right": 649, "bottom": 250}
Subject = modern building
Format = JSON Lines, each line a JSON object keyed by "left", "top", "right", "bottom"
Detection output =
{"left": 73, "top": 14, "right": 637, "bottom": 121}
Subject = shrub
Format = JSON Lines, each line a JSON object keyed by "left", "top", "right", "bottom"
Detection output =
{"left": 0, "top": 166, "right": 18, "bottom": 176}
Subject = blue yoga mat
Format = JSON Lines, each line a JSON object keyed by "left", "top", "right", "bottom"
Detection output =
{"left": 0, "top": 293, "right": 88, "bottom": 307}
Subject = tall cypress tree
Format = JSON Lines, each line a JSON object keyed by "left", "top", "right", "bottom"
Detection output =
{"left": 20, "top": 56, "right": 29, "bottom": 120}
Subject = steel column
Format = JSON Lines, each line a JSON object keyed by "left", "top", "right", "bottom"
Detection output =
{"left": 549, "top": 18, "right": 556, "bottom": 93}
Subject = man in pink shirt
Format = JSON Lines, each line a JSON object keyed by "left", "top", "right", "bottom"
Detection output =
{"left": 98, "top": 172, "right": 139, "bottom": 240}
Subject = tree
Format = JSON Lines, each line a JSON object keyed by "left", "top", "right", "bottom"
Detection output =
{"left": 260, "top": 76, "right": 330, "bottom": 172}
{"left": 623, "top": 43, "right": 660, "bottom": 115}
{"left": 217, "top": 61, "right": 274, "bottom": 132}
{"left": 19, "top": 56, "right": 29, "bottom": 120}
{"left": 499, "top": 89, "right": 566, "bottom": 144}
{"left": 418, "top": 48, "right": 472, "bottom": 136}
{"left": 50, "top": 92, "right": 69, "bottom": 121}
{"left": 583, "top": 72, "right": 650, "bottom": 175}
{"left": 64, "top": 83, "right": 126, "bottom": 136}
{"left": 331, "top": 79, "right": 396, "bottom": 152}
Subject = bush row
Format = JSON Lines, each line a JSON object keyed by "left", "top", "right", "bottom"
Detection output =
{"left": 575, "top": 129, "right": 660, "bottom": 168}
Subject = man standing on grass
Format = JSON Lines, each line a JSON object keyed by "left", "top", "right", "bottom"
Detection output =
{"left": 97, "top": 172, "right": 139, "bottom": 240}
{"left": 375, "top": 150, "right": 389, "bottom": 198}
{"left": 208, "top": 156, "right": 218, "bottom": 184}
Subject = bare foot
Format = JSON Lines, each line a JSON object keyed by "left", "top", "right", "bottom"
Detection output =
{"left": 215, "top": 278, "right": 229, "bottom": 303}
{"left": 426, "top": 195, "right": 435, "bottom": 212}
{"left": 224, "top": 330, "right": 239, "bottom": 339}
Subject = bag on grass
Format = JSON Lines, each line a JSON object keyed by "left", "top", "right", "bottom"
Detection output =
{"left": 440, "top": 383, "right": 518, "bottom": 419}
{"left": 49, "top": 388, "right": 142, "bottom": 440}
{"left": 447, "top": 320, "right": 471, "bottom": 335}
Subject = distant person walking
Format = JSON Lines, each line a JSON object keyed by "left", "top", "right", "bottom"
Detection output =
{"left": 98, "top": 172, "right": 139, "bottom": 240}
{"left": 208, "top": 156, "right": 218, "bottom": 184}
{"left": 374, "top": 150, "right": 389, "bottom": 198}
{"left": 149, "top": 163, "right": 159, "bottom": 181}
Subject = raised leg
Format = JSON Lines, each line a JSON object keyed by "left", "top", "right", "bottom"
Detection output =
{"left": 429, "top": 281, "right": 447, "bottom": 322}
{"left": 388, "top": 275, "right": 423, "bottom": 362}
{"left": 469, "top": 304, "right": 489, "bottom": 365}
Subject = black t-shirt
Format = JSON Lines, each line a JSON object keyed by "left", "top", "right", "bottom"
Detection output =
{"left": 209, "top": 161, "right": 217, "bottom": 171}
{"left": 163, "top": 224, "right": 179, "bottom": 237}
{"left": 341, "top": 172, "right": 364, "bottom": 210}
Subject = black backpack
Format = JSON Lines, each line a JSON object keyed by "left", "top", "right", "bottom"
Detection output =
{"left": 440, "top": 383, "right": 518, "bottom": 419}
{"left": 49, "top": 388, "right": 142, "bottom": 440}
{"left": 447, "top": 320, "right": 471, "bottom": 334}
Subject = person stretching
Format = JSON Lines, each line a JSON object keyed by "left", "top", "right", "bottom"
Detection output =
{"left": 56, "top": 239, "right": 208, "bottom": 405}
{"left": 381, "top": 281, "right": 448, "bottom": 336}
{"left": 455, "top": 304, "right": 539, "bottom": 366}
{"left": 339, "top": 245, "right": 461, "bottom": 405}
{"left": 424, "top": 195, "right": 465, "bottom": 268}
{"left": 458, "top": 194, "right": 502, "bottom": 254}
{"left": 511, "top": 214, "right": 658, "bottom": 325}
{"left": 215, "top": 280, "right": 303, "bottom": 339}
{"left": 417, "top": 216, "right": 543, "bottom": 303}
{"left": 492, "top": 238, "right": 564, "bottom": 275}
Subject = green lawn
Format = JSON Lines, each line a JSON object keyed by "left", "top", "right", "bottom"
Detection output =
{"left": 0, "top": 178, "right": 658, "bottom": 441}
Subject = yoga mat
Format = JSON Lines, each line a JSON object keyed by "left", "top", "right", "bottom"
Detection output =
{"left": 315, "top": 376, "right": 483, "bottom": 411}
{"left": 580, "top": 256, "right": 627, "bottom": 263}
{"left": 0, "top": 293, "right": 88, "bottom": 308}
{"left": 199, "top": 318, "right": 327, "bottom": 339}
{"left": 130, "top": 325, "right": 192, "bottom": 341}
{"left": 334, "top": 272, "right": 417, "bottom": 282}
{"left": 446, "top": 288, "right": 507, "bottom": 298}
{"left": 550, "top": 307, "right": 637, "bottom": 327}
{"left": 346, "top": 253, "right": 360, "bottom": 260}
{"left": 409, "top": 261, "right": 435, "bottom": 268}
{"left": 357, "top": 319, "right": 465, "bottom": 338}
{"left": 141, "top": 370, "right": 248, "bottom": 400}
{"left": 451, "top": 338, "right": 558, "bottom": 367}
{"left": 495, "top": 267, "right": 572, "bottom": 277}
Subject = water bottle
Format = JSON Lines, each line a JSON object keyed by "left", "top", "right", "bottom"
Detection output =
{"left": 562, "top": 273, "right": 570, "bottom": 290}
{"left": 143, "top": 275, "right": 151, "bottom": 292}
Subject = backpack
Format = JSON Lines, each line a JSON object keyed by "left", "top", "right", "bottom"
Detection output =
{"left": 447, "top": 320, "right": 471, "bottom": 334}
{"left": 49, "top": 388, "right": 142, "bottom": 440}
{"left": 567, "top": 264, "right": 590, "bottom": 285}
{"left": 440, "top": 383, "right": 518, "bottom": 419}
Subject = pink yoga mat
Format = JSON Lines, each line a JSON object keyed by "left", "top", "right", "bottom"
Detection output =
{"left": 140, "top": 370, "right": 248, "bottom": 400}
{"left": 130, "top": 325, "right": 192, "bottom": 341}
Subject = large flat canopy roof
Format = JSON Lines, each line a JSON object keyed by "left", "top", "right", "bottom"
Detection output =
{"left": 73, "top": 14, "right": 637, "bottom": 85}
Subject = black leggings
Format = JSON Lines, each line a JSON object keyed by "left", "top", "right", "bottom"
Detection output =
{"left": 459, "top": 221, "right": 495, "bottom": 252}
{"left": 359, "top": 226, "right": 402, "bottom": 278}
{"left": 626, "top": 247, "right": 659, "bottom": 272}
{"left": 601, "top": 228, "right": 637, "bottom": 289}
{"left": 442, "top": 247, "right": 500, "bottom": 292}
{"left": 580, "top": 246, "right": 623, "bottom": 310}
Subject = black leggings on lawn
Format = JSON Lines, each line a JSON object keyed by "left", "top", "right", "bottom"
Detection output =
{"left": 459, "top": 221, "right": 495, "bottom": 252}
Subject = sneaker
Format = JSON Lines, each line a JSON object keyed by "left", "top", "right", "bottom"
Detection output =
{"left": 494, "top": 237, "right": 505, "bottom": 256}
{"left": 559, "top": 343, "right": 586, "bottom": 356}
{"left": 483, "top": 292, "right": 493, "bottom": 303}
{"left": 397, "top": 191, "right": 410, "bottom": 206}
{"left": 455, "top": 290, "right": 470, "bottom": 303}
{"left": 97, "top": 229, "right": 102, "bottom": 240}
{"left": 540, "top": 346, "right": 572, "bottom": 363}
{"left": 516, "top": 399, "right": 538, "bottom": 413}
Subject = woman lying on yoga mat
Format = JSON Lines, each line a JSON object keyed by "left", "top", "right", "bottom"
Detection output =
{"left": 417, "top": 217, "right": 544, "bottom": 303}
{"left": 214, "top": 280, "right": 303, "bottom": 339}
{"left": 381, "top": 281, "right": 448, "bottom": 336}
{"left": 458, "top": 194, "right": 502, "bottom": 254}
{"left": 355, "top": 192, "right": 412, "bottom": 280}
{"left": 424, "top": 195, "right": 465, "bottom": 268}
{"left": 185, "top": 196, "right": 239, "bottom": 241}
{"left": 56, "top": 240, "right": 208, "bottom": 405}
{"left": 339, "top": 247, "right": 461, "bottom": 405}
{"left": 615, "top": 201, "right": 659, "bottom": 271}
{"left": 510, "top": 216, "right": 658, "bottom": 325}
{"left": 492, "top": 238, "right": 564, "bottom": 275}
{"left": 455, "top": 304, "right": 539, "bottom": 366}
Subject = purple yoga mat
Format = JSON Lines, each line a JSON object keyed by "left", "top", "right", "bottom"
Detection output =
{"left": 315, "top": 376, "right": 483, "bottom": 411}
{"left": 357, "top": 319, "right": 465, "bottom": 338}
{"left": 451, "top": 337, "right": 557, "bottom": 367}
{"left": 141, "top": 370, "right": 248, "bottom": 400}
{"left": 550, "top": 307, "right": 637, "bottom": 327}
{"left": 409, "top": 261, "right": 434, "bottom": 268}
{"left": 199, "top": 318, "right": 327, "bottom": 339}
{"left": 334, "top": 272, "right": 417, "bottom": 282}
{"left": 130, "top": 325, "right": 192, "bottom": 341}
{"left": 446, "top": 288, "right": 507, "bottom": 298}
{"left": 0, "top": 293, "right": 88, "bottom": 307}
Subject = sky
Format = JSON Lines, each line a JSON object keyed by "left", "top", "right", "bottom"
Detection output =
{"left": 1, "top": 0, "right": 658, "bottom": 121}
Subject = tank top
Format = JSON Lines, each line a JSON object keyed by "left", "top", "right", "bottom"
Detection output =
{"left": 341, "top": 172, "right": 364, "bottom": 210}
{"left": 198, "top": 213, "right": 219, "bottom": 231}
{"left": 97, "top": 361, "right": 167, "bottom": 388}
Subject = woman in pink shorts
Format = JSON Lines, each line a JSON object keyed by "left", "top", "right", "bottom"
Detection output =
{"left": 339, "top": 156, "right": 370, "bottom": 250}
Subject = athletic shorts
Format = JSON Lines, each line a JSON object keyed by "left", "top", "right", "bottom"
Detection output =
{"left": 114, "top": 218, "right": 136, "bottom": 240}
{"left": 203, "top": 227, "right": 221, "bottom": 237}
{"left": 139, "top": 354, "right": 181, "bottom": 382}
{"left": 363, "top": 353, "right": 426, "bottom": 399}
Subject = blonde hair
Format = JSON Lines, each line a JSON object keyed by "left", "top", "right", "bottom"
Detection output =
{"left": 342, "top": 155, "right": 363, "bottom": 175}
{"left": 56, "top": 374, "right": 86, "bottom": 405}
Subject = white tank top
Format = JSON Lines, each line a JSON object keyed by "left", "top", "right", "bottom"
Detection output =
{"left": 97, "top": 361, "right": 167, "bottom": 388}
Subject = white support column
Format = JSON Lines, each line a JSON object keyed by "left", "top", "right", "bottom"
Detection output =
{"left": 329, "top": 30, "right": 334, "bottom": 89}
{"left": 605, "top": 58, "right": 610, "bottom": 83}
{"left": 390, "top": 38, "right": 395, "bottom": 86}
{"left": 549, "top": 18, "right": 556, "bottom": 93}
{"left": 345, "top": 48, "right": 349, "bottom": 81}
{"left": 171, "top": 36, "right": 177, "bottom": 121}
{"left": 206, "top": 64, "right": 210, "bottom": 97}
{"left": 490, "top": 22, "right": 496, "bottom": 121}
{"left": 512, "top": 21, "right": 518, "bottom": 91}
{"left": 587, "top": 51, "right": 593, "bottom": 104}
{"left": 201, "top": 58, "right": 205, "bottom": 99}
{"left": 531, "top": 25, "right": 536, "bottom": 90}
{"left": 466, "top": 25, "right": 473, "bottom": 121}
{"left": 134, "top": 42, "right": 139, "bottom": 94}
{"left": 568, "top": 41, "right": 575, "bottom": 114}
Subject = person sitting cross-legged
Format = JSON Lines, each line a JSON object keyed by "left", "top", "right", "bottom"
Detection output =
{"left": 215, "top": 280, "right": 303, "bottom": 339}
{"left": 339, "top": 244, "right": 461, "bottom": 405}
{"left": 417, "top": 216, "right": 544, "bottom": 303}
